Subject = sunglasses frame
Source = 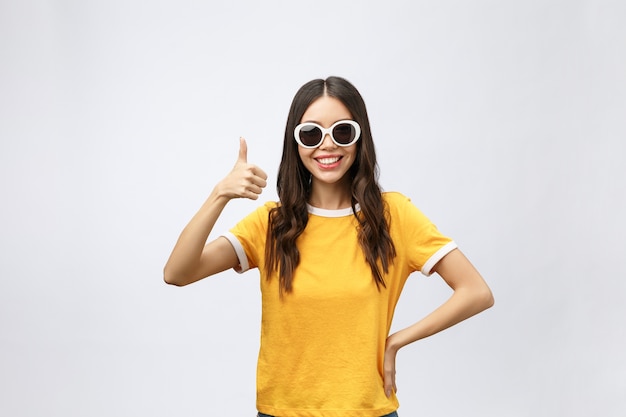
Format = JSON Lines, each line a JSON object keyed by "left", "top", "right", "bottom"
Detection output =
{"left": 294, "top": 120, "right": 361, "bottom": 149}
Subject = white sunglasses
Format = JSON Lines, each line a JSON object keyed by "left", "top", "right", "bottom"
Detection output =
{"left": 294, "top": 120, "right": 361, "bottom": 148}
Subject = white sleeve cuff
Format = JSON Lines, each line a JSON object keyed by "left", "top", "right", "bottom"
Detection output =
{"left": 421, "top": 241, "right": 458, "bottom": 276}
{"left": 222, "top": 232, "right": 249, "bottom": 273}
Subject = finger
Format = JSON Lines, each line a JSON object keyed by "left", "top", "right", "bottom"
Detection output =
{"left": 244, "top": 187, "right": 261, "bottom": 200}
{"left": 245, "top": 184, "right": 264, "bottom": 196}
{"left": 383, "top": 370, "right": 391, "bottom": 397}
{"left": 245, "top": 191, "right": 259, "bottom": 201}
{"left": 251, "top": 166, "right": 269, "bottom": 181}
{"left": 383, "top": 364, "right": 396, "bottom": 398}
{"left": 386, "top": 380, "right": 396, "bottom": 397}
{"left": 249, "top": 172, "right": 268, "bottom": 188}
{"left": 238, "top": 137, "right": 248, "bottom": 163}
{"left": 385, "top": 384, "right": 391, "bottom": 398}
{"left": 384, "top": 373, "right": 394, "bottom": 398}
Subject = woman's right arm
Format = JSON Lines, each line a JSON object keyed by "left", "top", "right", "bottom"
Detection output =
{"left": 163, "top": 138, "right": 267, "bottom": 286}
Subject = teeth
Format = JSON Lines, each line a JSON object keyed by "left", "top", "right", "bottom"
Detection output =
{"left": 317, "top": 157, "right": 340, "bottom": 165}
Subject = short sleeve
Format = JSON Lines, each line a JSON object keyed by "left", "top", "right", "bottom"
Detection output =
{"left": 387, "top": 193, "right": 457, "bottom": 276}
{"left": 222, "top": 202, "right": 274, "bottom": 273}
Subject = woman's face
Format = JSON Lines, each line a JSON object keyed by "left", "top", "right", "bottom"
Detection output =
{"left": 297, "top": 96, "right": 358, "bottom": 188}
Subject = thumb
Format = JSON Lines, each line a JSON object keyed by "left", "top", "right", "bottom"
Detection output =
{"left": 237, "top": 137, "right": 248, "bottom": 163}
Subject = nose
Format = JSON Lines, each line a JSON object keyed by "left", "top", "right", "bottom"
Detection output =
{"left": 319, "top": 132, "right": 336, "bottom": 149}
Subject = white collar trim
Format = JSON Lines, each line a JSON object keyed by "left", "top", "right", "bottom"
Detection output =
{"left": 306, "top": 203, "right": 361, "bottom": 218}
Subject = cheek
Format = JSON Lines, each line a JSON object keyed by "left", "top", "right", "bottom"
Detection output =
{"left": 346, "top": 147, "right": 358, "bottom": 164}
{"left": 346, "top": 148, "right": 360, "bottom": 172}
{"left": 298, "top": 147, "right": 313, "bottom": 162}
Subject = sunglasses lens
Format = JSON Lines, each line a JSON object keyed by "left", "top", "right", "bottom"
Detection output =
{"left": 332, "top": 123, "right": 357, "bottom": 145}
{"left": 298, "top": 125, "right": 322, "bottom": 147}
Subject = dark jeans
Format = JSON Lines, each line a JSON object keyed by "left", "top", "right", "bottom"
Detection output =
{"left": 258, "top": 412, "right": 398, "bottom": 417}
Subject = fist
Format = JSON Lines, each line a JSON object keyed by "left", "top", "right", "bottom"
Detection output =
{"left": 221, "top": 137, "right": 268, "bottom": 200}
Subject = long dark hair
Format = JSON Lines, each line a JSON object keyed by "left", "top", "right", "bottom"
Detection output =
{"left": 265, "top": 76, "right": 396, "bottom": 294}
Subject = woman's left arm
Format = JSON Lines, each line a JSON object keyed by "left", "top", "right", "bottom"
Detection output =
{"left": 383, "top": 248, "right": 494, "bottom": 397}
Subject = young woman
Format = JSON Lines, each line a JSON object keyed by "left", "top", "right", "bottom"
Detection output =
{"left": 164, "top": 76, "right": 494, "bottom": 417}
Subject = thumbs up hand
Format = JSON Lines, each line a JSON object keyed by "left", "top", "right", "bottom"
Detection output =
{"left": 217, "top": 138, "right": 268, "bottom": 200}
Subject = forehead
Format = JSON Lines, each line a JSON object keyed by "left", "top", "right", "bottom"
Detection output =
{"left": 301, "top": 96, "right": 353, "bottom": 124}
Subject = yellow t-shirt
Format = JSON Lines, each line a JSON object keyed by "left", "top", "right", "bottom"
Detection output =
{"left": 223, "top": 192, "right": 456, "bottom": 417}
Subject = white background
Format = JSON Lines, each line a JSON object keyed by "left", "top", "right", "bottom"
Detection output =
{"left": 1, "top": 1, "right": 625, "bottom": 416}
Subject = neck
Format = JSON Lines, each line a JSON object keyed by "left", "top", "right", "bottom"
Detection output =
{"left": 308, "top": 178, "right": 352, "bottom": 210}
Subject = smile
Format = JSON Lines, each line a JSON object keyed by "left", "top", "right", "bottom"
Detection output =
{"left": 315, "top": 156, "right": 342, "bottom": 165}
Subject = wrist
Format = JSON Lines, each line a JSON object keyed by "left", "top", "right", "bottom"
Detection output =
{"left": 197, "top": 187, "right": 230, "bottom": 215}
{"left": 386, "top": 333, "right": 402, "bottom": 353}
{"left": 211, "top": 181, "right": 233, "bottom": 202}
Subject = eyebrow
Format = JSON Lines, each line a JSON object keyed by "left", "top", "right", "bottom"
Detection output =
{"left": 300, "top": 118, "right": 354, "bottom": 125}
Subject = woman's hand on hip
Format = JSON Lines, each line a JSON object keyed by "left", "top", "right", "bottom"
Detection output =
{"left": 383, "top": 338, "right": 398, "bottom": 398}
